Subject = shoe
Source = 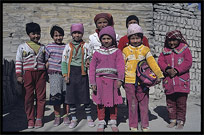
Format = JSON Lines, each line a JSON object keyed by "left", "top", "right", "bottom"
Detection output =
{"left": 35, "top": 119, "right": 43, "bottom": 129}
{"left": 130, "top": 127, "right": 138, "bottom": 131}
{"left": 53, "top": 117, "right": 61, "bottom": 127}
{"left": 142, "top": 127, "right": 150, "bottom": 132}
{"left": 63, "top": 116, "right": 71, "bottom": 126}
{"left": 87, "top": 119, "right": 95, "bottom": 127}
{"left": 167, "top": 119, "right": 177, "bottom": 128}
{"left": 97, "top": 120, "right": 106, "bottom": 132}
{"left": 68, "top": 120, "right": 78, "bottom": 129}
{"left": 175, "top": 121, "right": 184, "bottom": 130}
{"left": 28, "top": 120, "right": 34, "bottom": 129}
{"left": 108, "top": 119, "right": 119, "bottom": 132}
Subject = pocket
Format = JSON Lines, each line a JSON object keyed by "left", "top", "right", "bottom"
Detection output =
{"left": 178, "top": 77, "right": 190, "bottom": 89}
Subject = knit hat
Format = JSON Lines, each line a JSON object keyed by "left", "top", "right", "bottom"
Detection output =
{"left": 70, "top": 23, "right": 84, "bottom": 34}
{"left": 94, "top": 13, "right": 114, "bottom": 26}
{"left": 99, "top": 26, "right": 116, "bottom": 42}
{"left": 127, "top": 24, "right": 143, "bottom": 37}
{"left": 126, "top": 15, "right": 139, "bottom": 28}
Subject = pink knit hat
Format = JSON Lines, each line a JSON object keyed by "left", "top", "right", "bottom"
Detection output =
{"left": 99, "top": 26, "right": 116, "bottom": 42}
{"left": 127, "top": 24, "right": 143, "bottom": 37}
{"left": 70, "top": 23, "right": 84, "bottom": 34}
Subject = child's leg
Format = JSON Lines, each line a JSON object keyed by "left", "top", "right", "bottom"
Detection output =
{"left": 53, "top": 105, "right": 61, "bottom": 126}
{"left": 124, "top": 83, "right": 138, "bottom": 129}
{"left": 62, "top": 104, "right": 70, "bottom": 125}
{"left": 23, "top": 71, "right": 35, "bottom": 127}
{"left": 108, "top": 105, "right": 119, "bottom": 132}
{"left": 175, "top": 93, "right": 188, "bottom": 129}
{"left": 166, "top": 93, "right": 177, "bottom": 127}
{"left": 84, "top": 104, "right": 95, "bottom": 127}
{"left": 69, "top": 104, "right": 77, "bottom": 128}
{"left": 97, "top": 104, "right": 106, "bottom": 131}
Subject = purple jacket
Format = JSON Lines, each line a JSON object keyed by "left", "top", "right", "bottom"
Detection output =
{"left": 89, "top": 46, "right": 125, "bottom": 85}
{"left": 158, "top": 43, "right": 192, "bottom": 95}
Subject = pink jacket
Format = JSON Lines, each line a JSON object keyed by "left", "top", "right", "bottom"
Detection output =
{"left": 158, "top": 43, "right": 192, "bottom": 95}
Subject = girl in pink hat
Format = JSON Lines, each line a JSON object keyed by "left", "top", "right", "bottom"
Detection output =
{"left": 61, "top": 23, "right": 95, "bottom": 129}
{"left": 89, "top": 26, "right": 125, "bottom": 132}
{"left": 158, "top": 30, "right": 192, "bottom": 129}
{"left": 123, "top": 24, "right": 164, "bottom": 132}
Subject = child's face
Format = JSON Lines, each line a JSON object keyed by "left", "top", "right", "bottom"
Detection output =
{"left": 53, "top": 30, "right": 63, "bottom": 44}
{"left": 168, "top": 39, "right": 179, "bottom": 49}
{"left": 101, "top": 35, "right": 112, "bottom": 48}
{"left": 129, "top": 35, "right": 142, "bottom": 47}
{"left": 72, "top": 31, "right": 83, "bottom": 42}
{"left": 127, "top": 20, "right": 138, "bottom": 28}
{"left": 28, "top": 32, "right": 41, "bottom": 43}
{"left": 96, "top": 18, "right": 109, "bottom": 31}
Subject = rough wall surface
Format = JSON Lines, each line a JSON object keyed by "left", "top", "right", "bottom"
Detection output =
{"left": 2, "top": 3, "right": 201, "bottom": 97}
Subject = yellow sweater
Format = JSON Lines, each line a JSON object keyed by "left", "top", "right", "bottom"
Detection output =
{"left": 123, "top": 44, "right": 164, "bottom": 84}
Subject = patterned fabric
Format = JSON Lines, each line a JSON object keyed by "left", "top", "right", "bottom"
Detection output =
{"left": 45, "top": 43, "right": 65, "bottom": 73}
{"left": 16, "top": 42, "right": 45, "bottom": 77}
{"left": 165, "top": 30, "right": 188, "bottom": 47}
{"left": 49, "top": 73, "right": 66, "bottom": 105}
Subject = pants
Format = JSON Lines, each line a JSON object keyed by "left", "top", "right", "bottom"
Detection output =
{"left": 97, "top": 104, "right": 117, "bottom": 120}
{"left": 23, "top": 70, "right": 46, "bottom": 122}
{"left": 124, "top": 83, "right": 149, "bottom": 128}
{"left": 166, "top": 92, "right": 188, "bottom": 123}
{"left": 69, "top": 104, "right": 92, "bottom": 118}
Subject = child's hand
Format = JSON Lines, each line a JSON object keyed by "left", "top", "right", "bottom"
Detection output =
{"left": 85, "top": 59, "right": 90, "bottom": 68}
{"left": 17, "top": 77, "right": 24, "bottom": 84}
{"left": 156, "top": 78, "right": 161, "bottom": 84}
{"left": 92, "top": 85, "right": 97, "bottom": 91}
{"left": 117, "top": 80, "right": 122, "bottom": 88}
{"left": 64, "top": 76, "right": 69, "bottom": 84}
{"left": 45, "top": 62, "right": 49, "bottom": 69}
{"left": 166, "top": 68, "right": 175, "bottom": 77}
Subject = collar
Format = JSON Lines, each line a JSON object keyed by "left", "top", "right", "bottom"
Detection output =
{"left": 162, "top": 43, "right": 188, "bottom": 55}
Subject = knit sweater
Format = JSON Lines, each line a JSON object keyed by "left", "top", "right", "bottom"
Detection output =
{"left": 118, "top": 35, "right": 149, "bottom": 51}
{"left": 45, "top": 43, "right": 65, "bottom": 74}
{"left": 15, "top": 41, "right": 46, "bottom": 77}
{"left": 123, "top": 44, "right": 164, "bottom": 84}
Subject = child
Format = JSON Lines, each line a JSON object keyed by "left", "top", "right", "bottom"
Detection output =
{"left": 45, "top": 25, "right": 70, "bottom": 127}
{"left": 15, "top": 22, "right": 46, "bottom": 129}
{"left": 118, "top": 15, "right": 149, "bottom": 51}
{"left": 61, "top": 23, "right": 95, "bottom": 129}
{"left": 89, "top": 26, "right": 125, "bottom": 132}
{"left": 86, "top": 13, "right": 119, "bottom": 66}
{"left": 123, "top": 24, "right": 164, "bottom": 132}
{"left": 158, "top": 30, "right": 192, "bottom": 129}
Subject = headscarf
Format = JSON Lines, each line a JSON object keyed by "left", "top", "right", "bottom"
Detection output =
{"left": 94, "top": 13, "right": 114, "bottom": 27}
{"left": 165, "top": 30, "right": 188, "bottom": 47}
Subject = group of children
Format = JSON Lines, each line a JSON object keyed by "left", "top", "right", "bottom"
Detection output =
{"left": 15, "top": 13, "right": 192, "bottom": 132}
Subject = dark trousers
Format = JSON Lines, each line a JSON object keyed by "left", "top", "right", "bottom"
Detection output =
{"left": 23, "top": 70, "right": 46, "bottom": 122}
{"left": 166, "top": 92, "right": 188, "bottom": 123}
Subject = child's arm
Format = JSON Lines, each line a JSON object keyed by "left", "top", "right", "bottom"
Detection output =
{"left": 116, "top": 50, "right": 125, "bottom": 83}
{"left": 89, "top": 52, "right": 97, "bottom": 88}
{"left": 45, "top": 46, "right": 50, "bottom": 69}
{"left": 158, "top": 52, "right": 170, "bottom": 73}
{"left": 61, "top": 45, "right": 69, "bottom": 83}
{"left": 174, "top": 48, "right": 192, "bottom": 75}
{"left": 16, "top": 45, "right": 24, "bottom": 84}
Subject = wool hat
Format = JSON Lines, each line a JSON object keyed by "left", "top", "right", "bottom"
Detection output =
{"left": 127, "top": 24, "right": 143, "bottom": 37}
{"left": 126, "top": 15, "right": 139, "bottom": 28}
{"left": 94, "top": 13, "right": 114, "bottom": 26}
{"left": 99, "top": 26, "right": 116, "bottom": 42}
{"left": 70, "top": 23, "right": 84, "bottom": 34}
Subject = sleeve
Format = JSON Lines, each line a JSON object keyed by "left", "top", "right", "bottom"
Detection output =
{"left": 83, "top": 43, "right": 89, "bottom": 60}
{"left": 116, "top": 33, "right": 120, "bottom": 46}
{"left": 143, "top": 36, "right": 150, "bottom": 48}
{"left": 45, "top": 45, "right": 50, "bottom": 62}
{"left": 146, "top": 50, "right": 164, "bottom": 79}
{"left": 116, "top": 50, "right": 125, "bottom": 81}
{"left": 15, "top": 45, "right": 23, "bottom": 77}
{"left": 174, "top": 47, "right": 192, "bottom": 75}
{"left": 158, "top": 52, "right": 169, "bottom": 73}
{"left": 61, "top": 45, "right": 69, "bottom": 77}
{"left": 118, "top": 36, "right": 125, "bottom": 51}
{"left": 89, "top": 52, "right": 97, "bottom": 85}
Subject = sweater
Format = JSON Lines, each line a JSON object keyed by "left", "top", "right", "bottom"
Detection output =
{"left": 123, "top": 44, "right": 164, "bottom": 84}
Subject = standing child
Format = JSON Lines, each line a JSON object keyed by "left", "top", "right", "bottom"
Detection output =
{"left": 118, "top": 15, "right": 149, "bottom": 51}
{"left": 89, "top": 26, "right": 125, "bottom": 132}
{"left": 45, "top": 25, "right": 70, "bottom": 127}
{"left": 158, "top": 30, "right": 192, "bottom": 129}
{"left": 86, "top": 13, "right": 119, "bottom": 66}
{"left": 123, "top": 24, "right": 164, "bottom": 132}
{"left": 15, "top": 22, "right": 46, "bottom": 129}
{"left": 61, "top": 23, "right": 95, "bottom": 129}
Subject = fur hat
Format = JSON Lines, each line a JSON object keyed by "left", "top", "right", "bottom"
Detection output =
{"left": 70, "top": 23, "right": 84, "bottom": 34}
{"left": 99, "top": 26, "right": 116, "bottom": 42}
{"left": 127, "top": 24, "right": 143, "bottom": 37}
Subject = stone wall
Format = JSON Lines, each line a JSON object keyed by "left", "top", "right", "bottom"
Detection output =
{"left": 2, "top": 3, "right": 201, "bottom": 97}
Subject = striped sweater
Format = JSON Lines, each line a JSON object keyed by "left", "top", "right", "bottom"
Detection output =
{"left": 45, "top": 43, "right": 65, "bottom": 74}
{"left": 15, "top": 41, "right": 46, "bottom": 77}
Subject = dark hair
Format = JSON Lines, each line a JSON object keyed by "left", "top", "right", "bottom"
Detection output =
{"left": 100, "top": 34, "right": 117, "bottom": 48}
{"left": 126, "top": 15, "right": 139, "bottom": 28}
{"left": 128, "top": 33, "right": 143, "bottom": 40}
{"left": 50, "top": 25, "right": 64, "bottom": 38}
{"left": 26, "top": 22, "right": 41, "bottom": 35}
